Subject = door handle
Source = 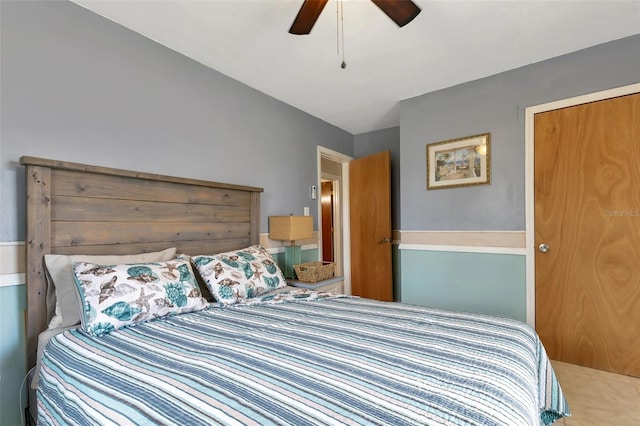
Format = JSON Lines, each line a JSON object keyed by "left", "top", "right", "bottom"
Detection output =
{"left": 538, "top": 243, "right": 550, "bottom": 253}
{"left": 380, "top": 237, "right": 393, "bottom": 244}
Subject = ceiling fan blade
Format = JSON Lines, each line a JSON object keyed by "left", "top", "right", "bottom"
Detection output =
{"left": 370, "top": 0, "right": 421, "bottom": 27}
{"left": 289, "top": 0, "right": 329, "bottom": 35}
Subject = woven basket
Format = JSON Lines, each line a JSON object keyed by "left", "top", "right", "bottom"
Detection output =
{"left": 294, "top": 261, "right": 335, "bottom": 283}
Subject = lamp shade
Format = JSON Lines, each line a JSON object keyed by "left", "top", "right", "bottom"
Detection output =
{"left": 269, "top": 216, "right": 313, "bottom": 242}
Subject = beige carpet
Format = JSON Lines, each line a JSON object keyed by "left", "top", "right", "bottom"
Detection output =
{"left": 550, "top": 360, "right": 640, "bottom": 426}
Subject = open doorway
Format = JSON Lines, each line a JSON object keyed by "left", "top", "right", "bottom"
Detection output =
{"left": 317, "top": 146, "right": 352, "bottom": 294}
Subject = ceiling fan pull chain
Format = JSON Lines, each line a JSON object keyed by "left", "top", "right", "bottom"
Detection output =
{"left": 340, "top": 0, "right": 346, "bottom": 69}
{"left": 336, "top": 0, "right": 339, "bottom": 55}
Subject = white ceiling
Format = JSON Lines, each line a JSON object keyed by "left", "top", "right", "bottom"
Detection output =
{"left": 71, "top": 0, "right": 640, "bottom": 134}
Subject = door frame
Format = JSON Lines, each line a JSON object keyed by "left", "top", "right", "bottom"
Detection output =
{"left": 524, "top": 82, "right": 640, "bottom": 327}
{"left": 317, "top": 146, "right": 353, "bottom": 294}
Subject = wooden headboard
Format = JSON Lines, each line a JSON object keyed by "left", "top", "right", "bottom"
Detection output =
{"left": 20, "top": 156, "right": 263, "bottom": 369}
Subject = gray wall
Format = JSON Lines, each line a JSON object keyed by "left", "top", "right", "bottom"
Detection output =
{"left": 0, "top": 0, "right": 354, "bottom": 242}
{"left": 399, "top": 34, "right": 640, "bottom": 231}
{"left": 354, "top": 127, "right": 400, "bottom": 230}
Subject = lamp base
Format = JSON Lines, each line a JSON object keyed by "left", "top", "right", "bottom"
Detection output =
{"left": 283, "top": 245, "right": 302, "bottom": 280}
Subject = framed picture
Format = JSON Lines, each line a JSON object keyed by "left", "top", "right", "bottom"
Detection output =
{"left": 426, "top": 133, "right": 491, "bottom": 190}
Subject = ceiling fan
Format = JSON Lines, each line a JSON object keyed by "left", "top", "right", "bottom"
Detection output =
{"left": 289, "top": 0, "right": 421, "bottom": 35}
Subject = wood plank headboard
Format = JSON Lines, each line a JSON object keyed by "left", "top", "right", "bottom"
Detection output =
{"left": 20, "top": 156, "right": 263, "bottom": 369}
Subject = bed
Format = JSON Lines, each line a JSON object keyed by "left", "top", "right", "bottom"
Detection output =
{"left": 21, "top": 156, "right": 570, "bottom": 425}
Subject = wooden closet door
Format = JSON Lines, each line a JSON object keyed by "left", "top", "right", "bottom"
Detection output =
{"left": 534, "top": 93, "right": 640, "bottom": 377}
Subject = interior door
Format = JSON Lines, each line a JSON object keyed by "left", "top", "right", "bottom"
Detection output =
{"left": 321, "top": 181, "right": 334, "bottom": 262}
{"left": 349, "top": 150, "right": 393, "bottom": 301}
{"left": 534, "top": 93, "right": 640, "bottom": 377}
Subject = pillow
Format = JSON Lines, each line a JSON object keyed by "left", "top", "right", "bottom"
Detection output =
{"left": 44, "top": 248, "right": 177, "bottom": 329}
{"left": 177, "top": 253, "right": 216, "bottom": 303}
{"left": 72, "top": 257, "right": 208, "bottom": 337}
{"left": 192, "top": 245, "right": 286, "bottom": 305}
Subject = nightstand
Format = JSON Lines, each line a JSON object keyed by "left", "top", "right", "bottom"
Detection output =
{"left": 288, "top": 276, "right": 344, "bottom": 294}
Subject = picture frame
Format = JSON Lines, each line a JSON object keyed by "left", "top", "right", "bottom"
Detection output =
{"left": 426, "top": 133, "right": 491, "bottom": 190}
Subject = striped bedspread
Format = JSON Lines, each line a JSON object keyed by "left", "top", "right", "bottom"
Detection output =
{"left": 38, "top": 292, "right": 569, "bottom": 425}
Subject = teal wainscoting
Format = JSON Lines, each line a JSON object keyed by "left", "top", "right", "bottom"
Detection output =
{"left": 0, "top": 284, "right": 27, "bottom": 426}
{"left": 399, "top": 249, "right": 526, "bottom": 322}
{"left": 393, "top": 244, "right": 401, "bottom": 301}
{"left": 272, "top": 248, "right": 319, "bottom": 279}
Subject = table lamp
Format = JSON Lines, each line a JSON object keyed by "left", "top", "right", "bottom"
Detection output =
{"left": 269, "top": 215, "right": 313, "bottom": 279}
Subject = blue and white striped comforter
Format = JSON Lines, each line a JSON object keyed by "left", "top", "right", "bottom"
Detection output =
{"left": 38, "top": 293, "right": 569, "bottom": 425}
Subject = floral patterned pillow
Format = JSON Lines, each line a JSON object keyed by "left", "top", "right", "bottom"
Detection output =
{"left": 72, "top": 258, "right": 208, "bottom": 337}
{"left": 192, "top": 245, "right": 286, "bottom": 305}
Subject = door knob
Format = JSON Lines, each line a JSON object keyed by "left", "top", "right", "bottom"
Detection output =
{"left": 380, "top": 237, "right": 393, "bottom": 244}
{"left": 538, "top": 243, "right": 550, "bottom": 253}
